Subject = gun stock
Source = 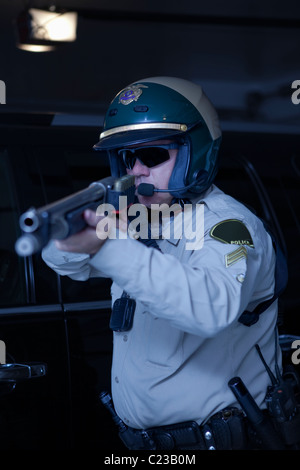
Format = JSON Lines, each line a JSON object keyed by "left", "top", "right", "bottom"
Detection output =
{"left": 15, "top": 175, "right": 135, "bottom": 257}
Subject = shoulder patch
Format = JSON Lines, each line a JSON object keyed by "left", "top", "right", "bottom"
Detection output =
{"left": 210, "top": 219, "right": 254, "bottom": 248}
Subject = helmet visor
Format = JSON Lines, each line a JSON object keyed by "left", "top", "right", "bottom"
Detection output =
{"left": 93, "top": 123, "right": 190, "bottom": 150}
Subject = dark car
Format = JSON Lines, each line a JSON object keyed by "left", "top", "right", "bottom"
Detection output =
{"left": 0, "top": 113, "right": 299, "bottom": 449}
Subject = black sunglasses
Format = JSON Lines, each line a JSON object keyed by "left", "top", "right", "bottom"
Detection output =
{"left": 117, "top": 143, "right": 179, "bottom": 170}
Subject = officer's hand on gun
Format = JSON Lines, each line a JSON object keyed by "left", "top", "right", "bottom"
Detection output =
{"left": 54, "top": 207, "right": 128, "bottom": 254}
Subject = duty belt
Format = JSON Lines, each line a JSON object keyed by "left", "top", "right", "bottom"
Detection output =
{"left": 118, "top": 408, "right": 248, "bottom": 450}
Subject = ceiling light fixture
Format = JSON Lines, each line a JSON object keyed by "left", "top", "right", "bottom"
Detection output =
{"left": 16, "top": 7, "right": 78, "bottom": 52}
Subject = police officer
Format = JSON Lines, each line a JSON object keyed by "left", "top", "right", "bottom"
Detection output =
{"left": 42, "top": 77, "right": 282, "bottom": 449}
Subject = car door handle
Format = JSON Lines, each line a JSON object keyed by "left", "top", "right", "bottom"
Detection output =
{"left": 0, "top": 363, "right": 47, "bottom": 382}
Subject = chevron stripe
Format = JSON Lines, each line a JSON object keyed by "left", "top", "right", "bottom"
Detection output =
{"left": 225, "top": 246, "right": 248, "bottom": 267}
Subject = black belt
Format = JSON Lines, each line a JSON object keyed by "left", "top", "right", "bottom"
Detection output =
{"left": 119, "top": 408, "right": 249, "bottom": 450}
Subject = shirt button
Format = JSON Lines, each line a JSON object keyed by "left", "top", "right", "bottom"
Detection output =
{"left": 114, "top": 376, "right": 119, "bottom": 383}
{"left": 123, "top": 335, "right": 128, "bottom": 342}
{"left": 236, "top": 273, "right": 245, "bottom": 283}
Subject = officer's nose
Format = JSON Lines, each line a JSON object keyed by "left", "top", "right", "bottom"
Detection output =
{"left": 127, "top": 159, "right": 151, "bottom": 177}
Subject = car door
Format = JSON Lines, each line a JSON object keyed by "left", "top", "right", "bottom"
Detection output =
{"left": 0, "top": 141, "right": 71, "bottom": 449}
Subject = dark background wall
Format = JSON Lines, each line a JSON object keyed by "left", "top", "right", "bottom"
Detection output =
{"left": 0, "top": 0, "right": 300, "bottom": 127}
{"left": 0, "top": 0, "right": 299, "bottom": 450}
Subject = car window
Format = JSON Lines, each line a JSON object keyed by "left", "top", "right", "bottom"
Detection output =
{"left": 0, "top": 149, "right": 27, "bottom": 306}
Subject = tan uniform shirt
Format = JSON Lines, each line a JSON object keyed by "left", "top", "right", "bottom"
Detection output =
{"left": 42, "top": 185, "right": 280, "bottom": 429}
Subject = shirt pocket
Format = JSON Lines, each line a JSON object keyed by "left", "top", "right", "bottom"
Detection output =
{"left": 144, "top": 314, "right": 184, "bottom": 369}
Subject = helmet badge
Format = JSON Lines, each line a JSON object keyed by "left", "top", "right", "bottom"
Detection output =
{"left": 119, "top": 84, "right": 148, "bottom": 105}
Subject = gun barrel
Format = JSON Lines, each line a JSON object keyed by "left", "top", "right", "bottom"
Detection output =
{"left": 15, "top": 175, "right": 135, "bottom": 257}
{"left": 19, "top": 209, "right": 40, "bottom": 233}
{"left": 30, "top": 179, "right": 110, "bottom": 224}
{"left": 15, "top": 179, "right": 112, "bottom": 256}
{"left": 15, "top": 234, "right": 43, "bottom": 257}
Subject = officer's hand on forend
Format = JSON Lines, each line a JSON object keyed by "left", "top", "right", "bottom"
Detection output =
{"left": 55, "top": 209, "right": 112, "bottom": 254}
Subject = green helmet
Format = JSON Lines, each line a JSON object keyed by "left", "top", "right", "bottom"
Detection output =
{"left": 93, "top": 77, "right": 222, "bottom": 198}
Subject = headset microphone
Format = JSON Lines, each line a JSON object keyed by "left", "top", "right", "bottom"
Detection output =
{"left": 137, "top": 183, "right": 156, "bottom": 196}
{"left": 137, "top": 172, "right": 208, "bottom": 197}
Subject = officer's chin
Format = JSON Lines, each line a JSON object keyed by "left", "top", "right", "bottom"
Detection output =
{"left": 138, "top": 194, "right": 173, "bottom": 208}
{"left": 137, "top": 194, "right": 153, "bottom": 207}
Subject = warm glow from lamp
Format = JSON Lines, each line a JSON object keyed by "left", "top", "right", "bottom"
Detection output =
{"left": 16, "top": 7, "right": 78, "bottom": 52}
{"left": 28, "top": 8, "right": 77, "bottom": 42}
{"left": 18, "top": 44, "right": 56, "bottom": 52}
